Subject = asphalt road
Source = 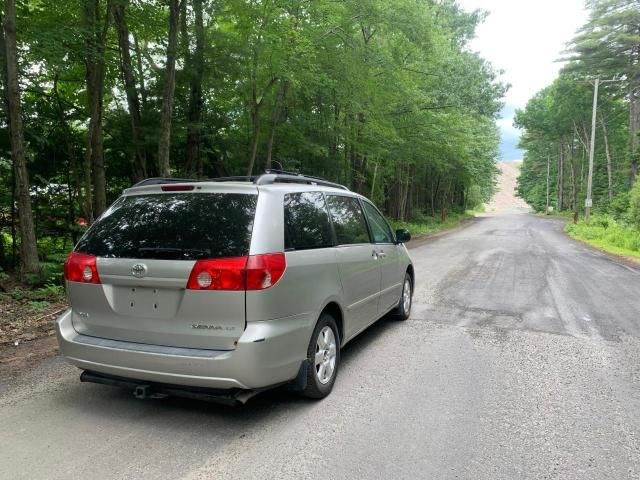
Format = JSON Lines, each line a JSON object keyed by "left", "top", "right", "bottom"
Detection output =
{"left": 1, "top": 213, "right": 639, "bottom": 480}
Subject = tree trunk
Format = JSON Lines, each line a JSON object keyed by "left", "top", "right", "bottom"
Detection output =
{"left": 157, "top": 0, "right": 180, "bottom": 177}
{"left": 569, "top": 141, "right": 577, "bottom": 212}
{"left": 133, "top": 33, "right": 147, "bottom": 108}
{"left": 185, "top": 0, "right": 205, "bottom": 177}
{"left": 348, "top": 112, "right": 367, "bottom": 193}
{"left": 10, "top": 163, "right": 16, "bottom": 266}
{"left": 1, "top": 0, "right": 39, "bottom": 278}
{"left": 247, "top": 105, "right": 261, "bottom": 177}
{"left": 545, "top": 149, "right": 551, "bottom": 213}
{"left": 244, "top": 34, "right": 281, "bottom": 177}
{"left": 113, "top": 0, "right": 146, "bottom": 182}
{"left": 53, "top": 76, "right": 81, "bottom": 242}
{"left": 557, "top": 141, "right": 564, "bottom": 210}
{"left": 0, "top": 222, "right": 5, "bottom": 270}
{"left": 329, "top": 102, "right": 339, "bottom": 158}
{"left": 600, "top": 116, "right": 614, "bottom": 201}
{"left": 630, "top": 84, "right": 640, "bottom": 183}
{"left": 370, "top": 161, "right": 378, "bottom": 199}
{"left": 83, "top": 0, "right": 109, "bottom": 219}
{"left": 431, "top": 175, "right": 440, "bottom": 217}
{"left": 265, "top": 79, "right": 289, "bottom": 170}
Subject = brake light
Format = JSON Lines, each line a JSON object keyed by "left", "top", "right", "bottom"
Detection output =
{"left": 246, "top": 253, "right": 286, "bottom": 290}
{"left": 186, "top": 253, "right": 286, "bottom": 291}
{"left": 161, "top": 185, "right": 195, "bottom": 191}
{"left": 64, "top": 252, "right": 101, "bottom": 284}
{"left": 187, "top": 257, "right": 247, "bottom": 290}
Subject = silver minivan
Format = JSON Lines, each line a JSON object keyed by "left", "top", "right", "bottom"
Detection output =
{"left": 56, "top": 171, "right": 413, "bottom": 404}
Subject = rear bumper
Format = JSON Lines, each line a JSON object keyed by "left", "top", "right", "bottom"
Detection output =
{"left": 56, "top": 309, "right": 313, "bottom": 390}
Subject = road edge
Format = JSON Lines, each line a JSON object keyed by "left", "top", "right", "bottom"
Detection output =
{"left": 559, "top": 221, "right": 640, "bottom": 270}
{"left": 407, "top": 216, "right": 481, "bottom": 250}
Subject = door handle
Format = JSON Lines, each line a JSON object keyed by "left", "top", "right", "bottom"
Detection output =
{"left": 377, "top": 249, "right": 386, "bottom": 258}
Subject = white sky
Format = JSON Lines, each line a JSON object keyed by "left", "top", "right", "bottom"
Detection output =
{"left": 457, "top": 0, "right": 588, "bottom": 158}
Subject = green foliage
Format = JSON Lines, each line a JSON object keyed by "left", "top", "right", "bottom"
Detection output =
{"left": 629, "top": 178, "right": 640, "bottom": 229}
{"left": 8, "top": 282, "right": 65, "bottom": 302}
{"left": 1, "top": 0, "right": 505, "bottom": 284}
{"left": 517, "top": 0, "right": 639, "bottom": 218}
{"left": 607, "top": 191, "right": 631, "bottom": 220}
{"left": 516, "top": 72, "right": 630, "bottom": 214}
{"left": 27, "top": 300, "right": 51, "bottom": 311}
{"left": 19, "top": 250, "right": 67, "bottom": 288}
{"left": 465, "top": 184, "right": 484, "bottom": 209}
{"left": 566, "top": 215, "right": 640, "bottom": 258}
{"left": 566, "top": 0, "right": 640, "bottom": 83}
{"left": 389, "top": 211, "right": 475, "bottom": 237}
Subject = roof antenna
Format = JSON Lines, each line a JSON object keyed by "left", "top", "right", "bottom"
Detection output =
{"left": 272, "top": 161, "right": 284, "bottom": 172}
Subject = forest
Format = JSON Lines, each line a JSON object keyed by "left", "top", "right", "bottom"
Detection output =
{"left": 0, "top": 0, "right": 505, "bottom": 284}
{"left": 515, "top": 0, "right": 640, "bottom": 254}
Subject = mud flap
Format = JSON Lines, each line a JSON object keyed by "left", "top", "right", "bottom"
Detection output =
{"left": 287, "top": 359, "right": 309, "bottom": 392}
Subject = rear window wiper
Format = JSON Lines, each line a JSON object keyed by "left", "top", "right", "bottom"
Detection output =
{"left": 137, "top": 247, "right": 210, "bottom": 259}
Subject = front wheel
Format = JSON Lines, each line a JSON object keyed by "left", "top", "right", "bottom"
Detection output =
{"left": 394, "top": 273, "right": 412, "bottom": 320}
{"left": 300, "top": 313, "right": 340, "bottom": 399}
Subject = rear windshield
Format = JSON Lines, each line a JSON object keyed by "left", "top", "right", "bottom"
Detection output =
{"left": 75, "top": 193, "right": 257, "bottom": 260}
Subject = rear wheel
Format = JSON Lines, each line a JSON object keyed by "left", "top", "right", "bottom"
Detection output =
{"left": 301, "top": 313, "right": 340, "bottom": 399}
{"left": 394, "top": 273, "right": 412, "bottom": 320}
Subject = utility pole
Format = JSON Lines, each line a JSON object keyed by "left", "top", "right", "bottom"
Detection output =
{"left": 585, "top": 78, "right": 599, "bottom": 221}
{"left": 584, "top": 76, "right": 622, "bottom": 221}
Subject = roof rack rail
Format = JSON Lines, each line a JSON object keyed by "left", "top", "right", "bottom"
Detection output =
{"left": 210, "top": 175, "right": 258, "bottom": 183}
{"left": 257, "top": 170, "right": 349, "bottom": 191}
{"left": 131, "top": 171, "right": 349, "bottom": 191}
{"left": 133, "top": 177, "right": 197, "bottom": 187}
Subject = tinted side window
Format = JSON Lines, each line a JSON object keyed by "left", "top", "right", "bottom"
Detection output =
{"left": 284, "top": 192, "right": 333, "bottom": 250}
{"left": 75, "top": 193, "right": 256, "bottom": 259}
{"left": 362, "top": 201, "right": 394, "bottom": 243}
{"left": 326, "top": 195, "right": 371, "bottom": 245}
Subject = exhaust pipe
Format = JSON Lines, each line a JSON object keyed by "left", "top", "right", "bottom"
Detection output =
{"left": 80, "top": 370, "right": 256, "bottom": 405}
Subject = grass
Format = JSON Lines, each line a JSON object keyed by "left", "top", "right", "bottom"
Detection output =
{"left": 532, "top": 210, "right": 575, "bottom": 220}
{"left": 0, "top": 281, "right": 68, "bottom": 345}
{"left": 565, "top": 215, "right": 640, "bottom": 261}
{"left": 389, "top": 210, "right": 477, "bottom": 237}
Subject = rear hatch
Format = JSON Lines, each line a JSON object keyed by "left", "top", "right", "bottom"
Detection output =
{"left": 66, "top": 185, "right": 258, "bottom": 350}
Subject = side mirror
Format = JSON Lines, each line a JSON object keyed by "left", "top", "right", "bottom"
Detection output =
{"left": 395, "top": 228, "right": 411, "bottom": 243}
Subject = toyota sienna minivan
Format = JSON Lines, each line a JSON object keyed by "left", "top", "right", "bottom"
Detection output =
{"left": 57, "top": 171, "right": 414, "bottom": 404}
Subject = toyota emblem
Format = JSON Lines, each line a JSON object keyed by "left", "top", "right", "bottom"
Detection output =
{"left": 131, "top": 263, "right": 147, "bottom": 278}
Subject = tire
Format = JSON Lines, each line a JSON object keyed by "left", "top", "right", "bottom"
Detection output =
{"left": 394, "top": 272, "right": 412, "bottom": 320}
{"left": 300, "top": 313, "right": 340, "bottom": 399}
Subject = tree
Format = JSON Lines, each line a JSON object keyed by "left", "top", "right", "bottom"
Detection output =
{"left": 83, "top": 0, "right": 110, "bottom": 219}
{"left": 516, "top": 72, "right": 629, "bottom": 214}
{"left": 630, "top": 176, "right": 640, "bottom": 228}
{"left": 1, "top": 0, "right": 39, "bottom": 279}
{"left": 113, "top": 0, "right": 147, "bottom": 181}
{"left": 184, "top": 0, "right": 205, "bottom": 177}
{"left": 567, "top": 0, "right": 640, "bottom": 182}
{"left": 0, "top": 0, "right": 506, "bottom": 282}
{"left": 157, "top": 0, "right": 180, "bottom": 177}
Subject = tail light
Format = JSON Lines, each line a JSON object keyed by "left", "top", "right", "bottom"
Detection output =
{"left": 187, "top": 253, "right": 286, "bottom": 291}
{"left": 187, "top": 257, "right": 248, "bottom": 290}
{"left": 64, "top": 252, "right": 101, "bottom": 284}
{"left": 246, "top": 253, "right": 286, "bottom": 290}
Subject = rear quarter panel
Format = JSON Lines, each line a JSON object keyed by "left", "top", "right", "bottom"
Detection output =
{"left": 246, "top": 189, "right": 345, "bottom": 360}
